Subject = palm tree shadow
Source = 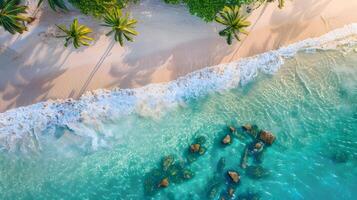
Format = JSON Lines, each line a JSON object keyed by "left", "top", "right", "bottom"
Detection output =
{"left": 0, "top": 44, "right": 71, "bottom": 111}
{"left": 77, "top": 40, "right": 116, "bottom": 98}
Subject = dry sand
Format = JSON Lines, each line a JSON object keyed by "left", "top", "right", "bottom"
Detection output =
{"left": 0, "top": 0, "right": 357, "bottom": 112}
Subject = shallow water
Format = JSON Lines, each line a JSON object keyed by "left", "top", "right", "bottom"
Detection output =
{"left": 0, "top": 47, "right": 357, "bottom": 199}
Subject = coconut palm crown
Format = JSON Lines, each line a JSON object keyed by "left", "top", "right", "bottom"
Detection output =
{"left": 0, "top": 0, "right": 31, "bottom": 34}
{"left": 37, "top": 0, "right": 68, "bottom": 11}
{"left": 102, "top": 7, "right": 138, "bottom": 46}
{"left": 215, "top": 5, "right": 251, "bottom": 45}
{"left": 278, "top": 0, "right": 285, "bottom": 9}
{"left": 56, "top": 18, "right": 94, "bottom": 48}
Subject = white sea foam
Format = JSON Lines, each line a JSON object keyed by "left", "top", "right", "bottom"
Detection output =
{"left": 1, "top": 23, "right": 357, "bottom": 154}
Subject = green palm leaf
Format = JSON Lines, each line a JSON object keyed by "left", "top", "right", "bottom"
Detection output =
{"left": 0, "top": 0, "right": 30, "bottom": 34}
{"left": 56, "top": 18, "right": 94, "bottom": 49}
{"left": 37, "top": 0, "right": 67, "bottom": 11}
{"left": 102, "top": 7, "right": 138, "bottom": 46}
{"left": 215, "top": 5, "right": 251, "bottom": 45}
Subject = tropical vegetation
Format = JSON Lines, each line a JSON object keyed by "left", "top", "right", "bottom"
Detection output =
{"left": 37, "top": 0, "right": 68, "bottom": 11}
{"left": 215, "top": 5, "right": 251, "bottom": 45}
{"left": 56, "top": 18, "right": 94, "bottom": 48}
{"left": 0, "top": 0, "right": 31, "bottom": 34}
{"left": 102, "top": 8, "right": 138, "bottom": 46}
{"left": 164, "top": 0, "right": 254, "bottom": 21}
{"left": 0, "top": 0, "right": 287, "bottom": 48}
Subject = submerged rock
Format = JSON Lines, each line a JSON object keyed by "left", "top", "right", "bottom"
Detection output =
{"left": 243, "top": 124, "right": 260, "bottom": 138}
{"left": 331, "top": 150, "right": 349, "bottom": 163}
{"left": 208, "top": 182, "right": 221, "bottom": 200}
{"left": 228, "top": 187, "right": 235, "bottom": 197}
{"left": 165, "top": 160, "right": 194, "bottom": 184}
{"left": 190, "top": 144, "right": 201, "bottom": 153}
{"left": 227, "top": 171, "right": 240, "bottom": 183}
{"left": 158, "top": 178, "right": 169, "bottom": 188}
{"left": 183, "top": 169, "right": 194, "bottom": 180}
{"left": 242, "top": 124, "right": 252, "bottom": 131}
{"left": 237, "top": 190, "right": 261, "bottom": 200}
{"left": 240, "top": 147, "right": 249, "bottom": 169}
{"left": 229, "top": 126, "right": 236, "bottom": 133}
{"left": 259, "top": 130, "right": 275, "bottom": 145}
{"left": 162, "top": 155, "right": 175, "bottom": 171}
{"left": 222, "top": 134, "right": 232, "bottom": 145}
{"left": 187, "top": 153, "right": 197, "bottom": 163}
{"left": 248, "top": 141, "right": 264, "bottom": 155}
{"left": 199, "top": 146, "right": 206, "bottom": 155}
{"left": 246, "top": 165, "right": 269, "bottom": 179}
{"left": 216, "top": 157, "right": 226, "bottom": 174}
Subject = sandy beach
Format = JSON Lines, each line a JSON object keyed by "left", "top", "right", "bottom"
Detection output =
{"left": 0, "top": 0, "right": 357, "bottom": 112}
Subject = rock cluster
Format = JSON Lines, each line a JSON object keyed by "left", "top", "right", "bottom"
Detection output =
{"left": 144, "top": 136, "right": 207, "bottom": 196}
{"left": 144, "top": 124, "right": 276, "bottom": 198}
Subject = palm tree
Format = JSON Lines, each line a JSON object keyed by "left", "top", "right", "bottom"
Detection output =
{"left": 37, "top": 0, "right": 67, "bottom": 11}
{"left": 56, "top": 18, "right": 94, "bottom": 48}
{"left": 102, "top": 7, "right": 138, "bottom": 46}
{"left": 0, "top": 0, "right": 31, "bottom": 34}
{"left": 278, "top": 0, "right": 285, "bottom": 9}
{"left": 215, "top": 5, "right": 251, "bottom": 45}
{"left": 266, "top": 0, "right": 285, "bottom": 9}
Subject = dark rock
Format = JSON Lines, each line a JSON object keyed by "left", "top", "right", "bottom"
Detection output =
{"left": 190, "top": 144, "right": 201, "bottom": 153}
{"left": 216, "top": 157, "right": 226, "bottom": 173}
{"left": 246, "top": 165, "right": 269, "bottom": 179}
{"left": 259, "top": 130, "right": 275, "bottom": 145}
{"left": 222, "top": 134, "right": 232, "bottom": 145}
{"left": 227, "top": 171, "right": 240, "bottom": 183}
{"left": 158, "top": 178, "right": 169, "bottom": 188}
{"left": 242, "top": 124, "right": 252, "bottom": 131}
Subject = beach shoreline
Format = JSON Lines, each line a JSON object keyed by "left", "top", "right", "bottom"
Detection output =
{"left": 1, "top": 0, "right": 357, "bottom": 112}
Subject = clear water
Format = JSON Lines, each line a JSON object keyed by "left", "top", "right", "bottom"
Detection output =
{"left": 0, "top": 48, "right": 356, "bottom": 200}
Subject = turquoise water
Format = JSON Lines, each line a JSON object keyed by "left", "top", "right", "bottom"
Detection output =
{"left": 0, "top": 48, "right": 356, "bottom": 200}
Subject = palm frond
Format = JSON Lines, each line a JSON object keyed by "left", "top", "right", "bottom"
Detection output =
{"left": 37, "top": 0, "right": 67, "bottom": 11}
{"left": 215, "top": 5, "right": 251, "bottom": 45}
{"left": 56, "top": 18, "right": 94, "bottom": 49}
{"left": 0, "top": 0, "right": 30, "bottom": 34}
{"left": 101, "top": 7, "right": 138, "bottom": 46}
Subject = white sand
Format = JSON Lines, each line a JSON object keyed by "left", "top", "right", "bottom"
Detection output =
{"left": 0, "top": 0, "right": 357, "bottom": 112}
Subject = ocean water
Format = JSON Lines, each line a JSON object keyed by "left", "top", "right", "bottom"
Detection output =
{"left": 1, "top": 30, "right": 357, "bottom": 199}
